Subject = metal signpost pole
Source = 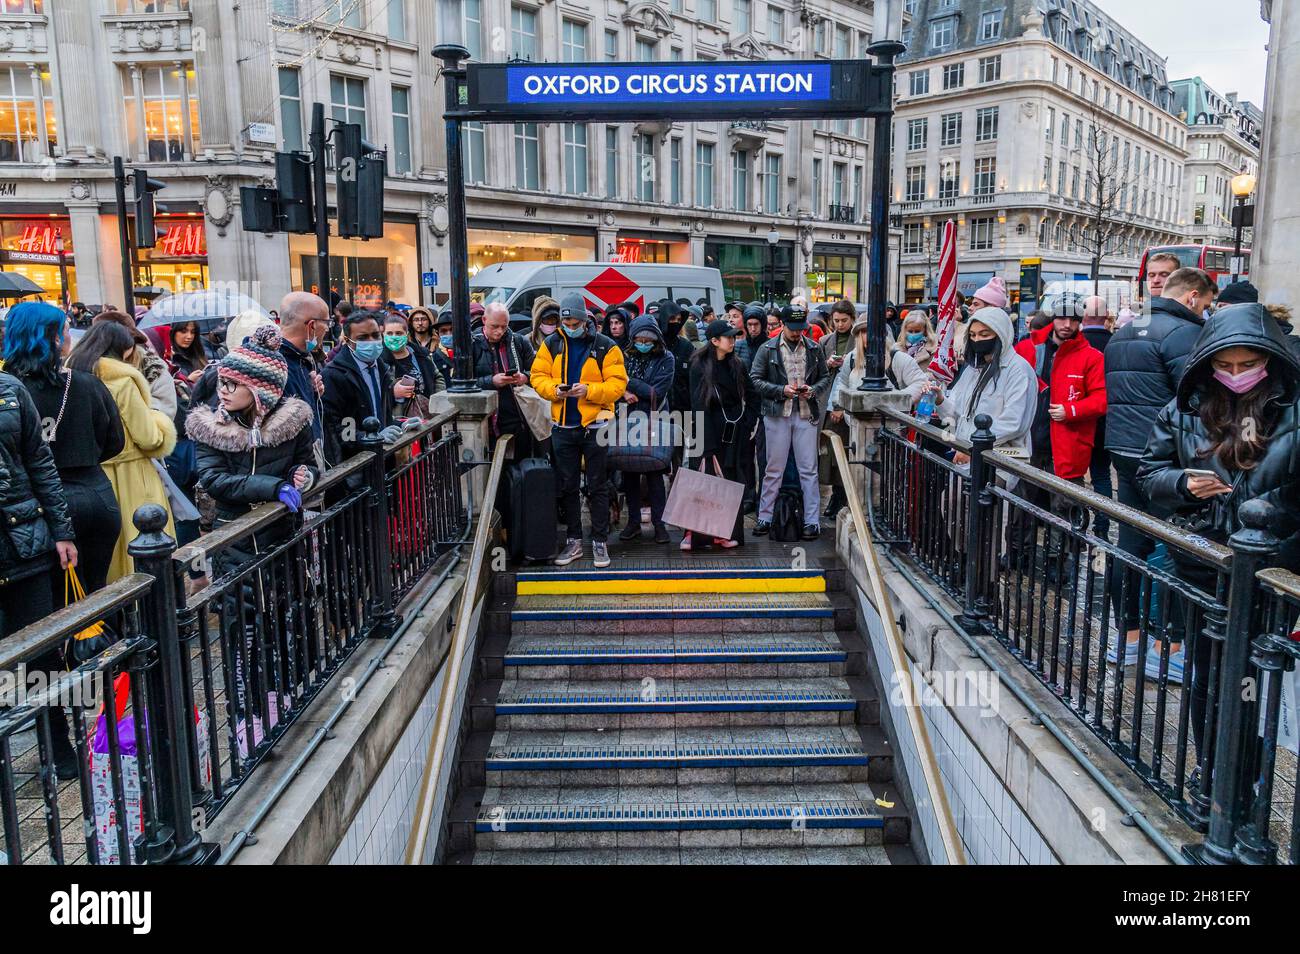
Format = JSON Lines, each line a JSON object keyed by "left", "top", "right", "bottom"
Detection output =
{"left": 113, "top": 156, "right": 134, "bottom": 315}
{"left": 310, "top": 103, "right": 331, "bottom": 309}
{"left": 434, "top": 44, "right": 477, "bottom": 393}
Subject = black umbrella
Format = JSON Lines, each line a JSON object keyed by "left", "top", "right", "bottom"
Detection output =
{"left": 0, "top": 272, "right": 45, "bottom": 298}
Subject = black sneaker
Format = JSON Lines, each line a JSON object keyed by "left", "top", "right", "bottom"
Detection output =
{"left": 52, "top": 749, "right": 80, "bottom": 781}
{"left": 618, "top": 524, "right": 641, "bottom": 542}
{"left": 801, "top": 524, "right": 820, "bottom": 540}
{"left": 653, "top": 523, "right": 669, "bottom": 544}
{"left": 753, "top": 520, "right": 771, "bottom": 536}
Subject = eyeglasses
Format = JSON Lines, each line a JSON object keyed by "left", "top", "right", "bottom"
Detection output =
{"left": 217, "top": 379, "right": 239, "bottom": 393}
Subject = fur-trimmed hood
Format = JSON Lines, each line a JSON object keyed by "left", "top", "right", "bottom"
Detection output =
{"left": 186, "top": 396, "right": 313, "bottom": 452}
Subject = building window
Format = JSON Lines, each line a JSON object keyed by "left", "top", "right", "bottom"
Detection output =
{"left": 278, "top": 67, "right": 303, "bottom": 153}
{"left": 636, "top": 38, "right": 657, "bottom": 61}
{"left": 1074, "top": 118, "right": 1083, "bottom": 149}
{"left": 940, "top": 111, "right": 961, "bottom": 146}
{"left": 732, "top": 148, "right": 750, "bottom": 211}
{"left": 969, "top": 216, "right": 994, "bottom": 250}
{"left": 670, "top": 137, "right": 683, "bottom": 204}
{"left": 942, "top": 62, "right": 964, "bottom": 90}
{"left": 736, "top": 0, "right": 752, "bottom": 34}
{"left": 903, "top": 223, "right": 923, "bottom": 254}
{"left": 671, "top": 46, "right": 683, "bottom": 61}
{"left": 1196, "top": 142, "right": 1209, "bottom": 159}
{"left": 514, "top": 122, "right": 539, "bottom": 190}
{"left": 0, "top": 66, "right": 55, "bottom": 162}
{"left": 1071, "top": 166, "right": 1080, "bottom": 199}
{"left": 930, "top": 17, "right": 956, "bottom": 50}
{"left": 391, "top": 86, "right": 411, "bottom": 174}
{"left": 1196, "top": 173, "right": 1207, "bottom": 194}
{"left": 1043, "top": 156, "right": 1051, "bottom": 191}
{"left": 604, "top": 29, "right": 618, "bottom": 60}
{"left": 765, "top": 152, "right": 782, "bottom": 213}
{"left": 909, "top": 70, "right": 929, "bottom": 96}
{"left": 1045, "top": 106, "right": 1054, "bottom": 142}
{"left": 831, "top": 162, "right": 846, "bottom": 208}
{"left": 979, "top": 9, "right": 1002, "bottom": 40}
{"left": 637, "top": 132, "right": 656, "bottom": 201}
{"left": 463, "top": 121, "right": 485, "bottom": 184}
{"left": 907, "top": 118, "right": 927, "bottom": 151}
{"left": 564, "top": 123, "right": 588, "bottom": 195}
{"left": 123, "top": 63, "right": 200, "bottom": 162}
{"left": 975, "top": 106, "right": 998, "bottom": 142}
{"left": 978, "top": 55, "right": 1001, "bottom": 83}
{"left": 463, "top": 0, "right": 483, "bottom": 59}
{"left": 1194, "top": 203, "right": 1205, "bottom": 225}
{"left": 328, "top": 73, "right": 365, "bottom": 131}
{"left": 814, "top": 19, "right": 828, "bottom": 53}
{"left": 767, "top": 4, "right": 784, "bottom": 44}
{"left": 700, "top": 0, "right": 717, "bottom": 23}
{"left": 605, "top": 126, "right": 619, "bottom": 198}
{"left": 318, "top": 0, "right": 359, "bottom": 25}
{"left": 511, "top": 5, "right": 537, "bottom": 61}
{"left": 562, "top": 19, "right": 587, "bottom": 62}
{"left": 671, "top": 0, "right": 682, "bottom": 10}
{"left": 695, "top": 141, "right": 714, "bottom": 206}
{"left": 973, "top": 156, "right": 995, "bottom": 196}
{"left": 812, "top": 157, "right": 823, "bottom": 215}
{"left": 3, "top": 0, "right": 45, "bottom": 10}
{"left": 939, "top": 159, "right": 959, "bottom": 199}
{"left": 905, "top": 164, "right": 925, "bottom": 202}
{"left": 388, "top": 0, "right": 406, "bottom": 40}
{"left": 834, "top": 24, "right": 851, "bottom": 59}
{"left": 1057, "top": 160, "right": 1066, "bottom": 194}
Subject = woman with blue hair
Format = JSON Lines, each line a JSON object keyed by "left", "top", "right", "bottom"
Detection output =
{"left": 4, "top": 302, "right": 124, "bottom": 600}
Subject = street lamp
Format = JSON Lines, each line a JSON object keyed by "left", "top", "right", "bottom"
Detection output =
{"left": 54, "top": 232, "right": 70, "bottom": 310}
{"left": 922, "top": 219, "right": 934, "bottom": 300}
{"left": 1229, "top": 172, "right": 1256, "bottom": 283}
{"left": 766, "top": 225, "right": 780, "bottom": 305}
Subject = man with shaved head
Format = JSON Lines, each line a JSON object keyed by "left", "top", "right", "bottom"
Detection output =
{"left": 471, "top": 300, "right": 539, "bottom": 456}
{"left": 278, "top": 290, "right": 330, "bottom": 447}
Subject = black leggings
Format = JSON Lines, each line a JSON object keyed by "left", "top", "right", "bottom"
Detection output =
{"left": 47, "top": 473, "right": 122, "bottom": 603}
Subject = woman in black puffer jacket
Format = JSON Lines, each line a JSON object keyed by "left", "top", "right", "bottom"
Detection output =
{"left": 1138, "top": 302, "right": 1300, "bottom": 752}
{"left": 186, "top": 325, "right": 317, "bottom": 731}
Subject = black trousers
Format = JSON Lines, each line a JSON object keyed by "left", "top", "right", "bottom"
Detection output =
{"left": 1089, "top": 442, "right": 1113, "bottom": 541}
{"left": 1109, "top": 453, "right": 1155, "bottom": 631}
{"left": 48, "top": 474, "right": 122, "bottom": 602}
{"left": 0, "top": 567, "right": 54, "bottom": 641}
{"left": 552, "top": 425, "right": 611, "bottom": 543}
{"left": 623, "top": 470, "right": 668, "bottom": 527}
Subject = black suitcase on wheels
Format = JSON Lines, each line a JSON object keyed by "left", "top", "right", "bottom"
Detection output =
{"left": 507, "top": 457, "right": 559, "bottom": 562}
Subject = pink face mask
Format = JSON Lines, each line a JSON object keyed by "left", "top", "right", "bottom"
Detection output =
{"left": 1213, "top": 363, "right": 1269, "bottom": 394}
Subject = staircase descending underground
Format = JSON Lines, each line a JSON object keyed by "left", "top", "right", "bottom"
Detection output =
{"left": 444, "top": 544, "right": 915, "bottom": 865}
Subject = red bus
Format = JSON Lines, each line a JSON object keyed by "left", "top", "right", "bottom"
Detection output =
{"left": 1137, "top": 244, "right": 1251, "bottom": 297}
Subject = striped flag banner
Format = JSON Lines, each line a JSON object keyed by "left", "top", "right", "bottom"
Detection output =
{"left": 927, "top": 219, "right": 960, "bottom": 384}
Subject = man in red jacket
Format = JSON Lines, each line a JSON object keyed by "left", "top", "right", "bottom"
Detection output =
{"left": 1013, "top": 297, "right": 1106, "bottom": 573}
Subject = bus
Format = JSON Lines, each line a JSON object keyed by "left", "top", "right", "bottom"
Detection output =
{"left": 1137, "top": 244, "right": 1250, "bottom": 297}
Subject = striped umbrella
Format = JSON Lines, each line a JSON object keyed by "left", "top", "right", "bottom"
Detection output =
{"left": 927, "top": 219, "right": 960, "bottom": 384}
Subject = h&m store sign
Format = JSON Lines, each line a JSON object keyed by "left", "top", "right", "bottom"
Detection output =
{"left": 460, "top": 60, "right": 891, "bottom": 122}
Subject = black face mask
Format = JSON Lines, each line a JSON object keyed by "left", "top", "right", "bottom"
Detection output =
{"left": 969, "top": 338, "right": 998, "bottom": 360}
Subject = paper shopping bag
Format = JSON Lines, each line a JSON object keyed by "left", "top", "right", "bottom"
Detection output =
{"left": 662, "top": 459, "right": 744, "bottom": 540}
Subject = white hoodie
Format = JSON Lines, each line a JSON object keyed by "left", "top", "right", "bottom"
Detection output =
{"left": 938, "top": 306, "right": 1036, "bottom": 456}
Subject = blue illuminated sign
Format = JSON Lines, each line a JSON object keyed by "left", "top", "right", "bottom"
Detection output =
{"left": 461, "top": 59, "right": 890, "bottom": 122}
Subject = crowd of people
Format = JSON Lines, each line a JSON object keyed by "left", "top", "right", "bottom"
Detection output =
{"left": 1, "top": 254, "right": 1295, "bottom": 774}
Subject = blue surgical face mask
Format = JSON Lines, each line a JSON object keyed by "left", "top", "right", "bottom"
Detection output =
{"left": 563, "top": 324, "right": 585, "bottom": 339}
{"left": 305, "top": 338, "right": 318, "bottom": 353}
{"left": 634, "top": 340, "right": 654, "bottom": 353}
{"left": 439, "top": 333, "right": 454, "bottom": 349}
{"left": 353, "top": 340, "right": 384, "bottom": 363}
{"left": 907, "top": 332, "right": 925, "bottom": 345}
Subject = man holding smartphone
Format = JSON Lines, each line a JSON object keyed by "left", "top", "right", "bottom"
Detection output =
{"left": 749, "top": 304, "right": 833, "bottom": 539}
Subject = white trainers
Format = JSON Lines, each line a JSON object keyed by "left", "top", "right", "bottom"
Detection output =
{"left": 554, "top": 538, "right": 583, "bottom": 566}
{"left": 592, "top": 541, "right": 611, "bottom": 568}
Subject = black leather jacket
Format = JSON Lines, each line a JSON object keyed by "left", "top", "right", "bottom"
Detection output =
{"left": 1138, "top": 303, "right": 1300, "bottom": 543}
{"left": 0, "top": 372, "right": 75, "bottom": 581}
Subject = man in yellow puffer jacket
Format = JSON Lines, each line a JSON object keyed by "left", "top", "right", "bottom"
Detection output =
{"left": 530, "top": 292, "right": 627, "bottom": 567}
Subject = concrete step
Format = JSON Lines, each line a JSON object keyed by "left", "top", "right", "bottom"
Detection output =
{"left": 473, "top": 798, "right": 888, "bottom": 851}
{"left": 463, "top": 845, "right": 895, "bottom": 864}
{"left": 515, "top": 563, "right": 826, "bottom": 596}
{"left": 498, "top": 633, "right": 851, "bottom": 681}
{"left": 508, "top": 592, "right": 843, "bottom": 636}
{"left": 491, "top": 559, "right": 847, "bottom": 597}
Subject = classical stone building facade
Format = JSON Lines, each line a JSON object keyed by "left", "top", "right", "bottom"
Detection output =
{"left": 0, "top": 0, "right": 898, "bottom": 311}
{"left": 891, "top": 0, "right": 1185, "bottom": 309}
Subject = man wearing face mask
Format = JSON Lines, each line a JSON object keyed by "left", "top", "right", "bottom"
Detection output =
{"left": 655, "top": 299, "right": 697, "bottom": 419}
{"left": 530, "top": 292, "right": 628, "bottom": 567}
{"left": 278, "top": 291, "right": 329, "bottom": 449}
{"left": 429, "top": 312, "right": 455, "bottom": 383}
{"left": 322, "top": 309, "right": 401, "bottom": 466}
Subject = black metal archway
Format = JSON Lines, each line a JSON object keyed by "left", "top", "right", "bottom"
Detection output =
{"left": 432, "top": 44, "right": 906, "bottom": 393}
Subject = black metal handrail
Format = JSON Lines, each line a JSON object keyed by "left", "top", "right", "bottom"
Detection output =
{"left": 1, "top": 413, "right": 466, "bottom": 865}
{"left": 870, "top": 404, "right": 1296, "bottom": 864}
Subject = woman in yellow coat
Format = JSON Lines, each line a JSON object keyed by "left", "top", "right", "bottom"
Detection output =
{"left": 67, "top": 322, "right": 176, "bottom": 581}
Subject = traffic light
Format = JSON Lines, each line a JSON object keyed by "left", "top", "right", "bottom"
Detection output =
{"left": 132, "top": 169, "right": 167, "bottom": 248}
{"left": 335, "top": 122, "right": 386, "bottom": 240}
{"left": 239, "top": 186, "right": 280, "bottom": 234}
{"left": 276, "top": 150, "right": 315, "bottom": 234}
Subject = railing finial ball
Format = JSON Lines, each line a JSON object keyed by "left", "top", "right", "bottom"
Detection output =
{"left": 1238, "top": 497, "right": 1274, "bottom": 530}
{"left": 973, "top": 413, "right": 993, "bottom": 432}
{"left": 132, "top": 503, "right": 169, "bottom": 534}
{"left": 361, "top": 416, "right": 382, "bottom": 437}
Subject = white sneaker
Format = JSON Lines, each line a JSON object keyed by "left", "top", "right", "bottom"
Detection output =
{"left": 553, "top": 538, "right": 583, "bottom": 566}
{"left": 592, "top": 541, "right": 611, "bottom": 568}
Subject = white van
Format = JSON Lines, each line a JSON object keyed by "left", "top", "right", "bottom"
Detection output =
{"left": 1040, "top": 279, "right": 1136, "bottom": 318}
{"left": 469, "top": 261, "right": 726, "bottom": 326}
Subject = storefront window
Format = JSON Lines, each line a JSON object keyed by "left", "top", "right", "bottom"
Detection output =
{"left": 614, "top": 238, "right": 689, "bottom": 264}
{"left": 0, "top": 217, "right": 76, "bottom": 302}
{"left": 290, "top": 220, "right": 419, "bottom": 306}
{"left": 134, "top": 215, "right": 208, "bottom": 294}
{"left": 705, "top": 240, "right": 792, "bottom": 304}
{"left": 0, "top": 67, "right": 55, "bottom": 162}
{"left": 904, "top": 274, "right": 926, "bottom": 304}
{"left": 122, "top": 63, "right": 201, "bottom": 162}
{"left": 115, "top": 1, "right": 188, "bottom": 11}
{"left": 809, "top": 251, "right": 861, "bottom": 303}
{"left": 467, "top": 226, "right": 595, "bottom": 275}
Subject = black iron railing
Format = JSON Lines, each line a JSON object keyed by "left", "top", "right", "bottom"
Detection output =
{"left": 869, "top": 405, "right": 1297, "bottom": 864}
{"left": 1, "top": 414, "right": 467, "bottom": 865}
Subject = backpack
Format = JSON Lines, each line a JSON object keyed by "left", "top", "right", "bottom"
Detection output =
{"left": 773, "top": 488, "right": 804, "bottom": 542}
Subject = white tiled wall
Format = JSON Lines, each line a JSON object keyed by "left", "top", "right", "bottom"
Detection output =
{"left": 858, "top": 589, "right": 1059, "bottom": 865}
{"left": 329, "top": 598, "right": 485, "bottom": 866}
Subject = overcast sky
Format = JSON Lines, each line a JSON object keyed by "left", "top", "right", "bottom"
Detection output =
{"left": 1089, "top": 0, "right": 1271, "bottom": 106}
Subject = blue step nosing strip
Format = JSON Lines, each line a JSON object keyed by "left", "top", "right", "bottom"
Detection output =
{"left": 485, "top": 754, "right": 869, "bottom": 771}
{"left": 503, "top": 650, "right": 846, "bottom": 665}
{"left": 495, "top": 699, "right": 856, "bottom": 714}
